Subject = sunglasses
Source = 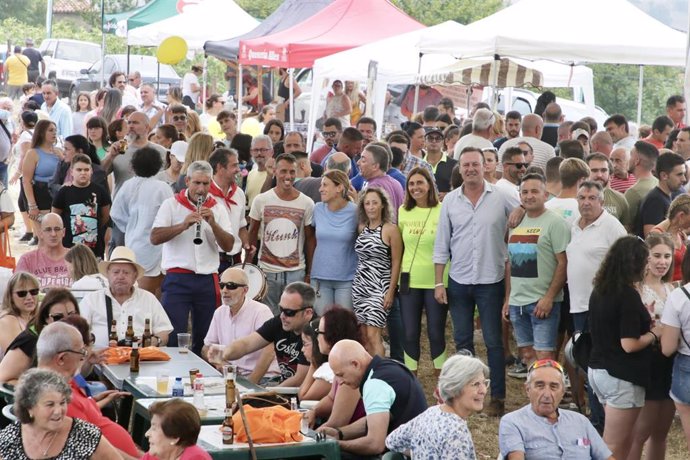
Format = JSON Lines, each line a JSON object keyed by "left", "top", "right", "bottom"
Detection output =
{"left": 49, "top": 311, "right": 78, "bottom": 322}
{"left": 172, "top": 115, "right": 187, "bottom": 121}
{"left": 426, "top": 136, "right": 443, "bottom": 142}
{"left": 279, "top": 306, "right": 308, "bottom": 317}
{"left": 15, "top": 288, "right": 39, "bottom": 298}
{"left": 219, "top": 282, "right": 247, "bottom": 290}
{"left": 528, "top": 359, "right": 564, "bottom": 374}
{"left": 506, "top": 162, "right": 528, "bottom": 169}
{"left": 322, "top": 131, "right": 338, "bottom": 137}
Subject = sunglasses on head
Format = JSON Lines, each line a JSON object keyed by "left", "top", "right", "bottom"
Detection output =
{"left": 279, "top": 306, "right": 308, "bottom": 317}
{"left": 15, "top": 288, "right": 39, "bottom": 298}
{"left": 528, "top": 359, "right": 564, "bottom": 374}
{"left": 219, "top": 281, "right": 247, "bottom": 290}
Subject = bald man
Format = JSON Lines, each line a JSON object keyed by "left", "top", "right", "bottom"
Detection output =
{"left": 16, "top": 212, "right": 71, "bottom": 288}
{"left": 591, "top": 131, "right": 614, "bottom": 157}
{"left": 202, "top": 267, "right": 280, "bottom": 384}
{"left": 498, "top": 114, "right": 556, "bottom": 172}
{"left": 321, "top": 340, "right": 427, "bottom": 457}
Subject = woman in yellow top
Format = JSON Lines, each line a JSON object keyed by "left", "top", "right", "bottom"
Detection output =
{"left": 398, "top": 167, "right": 448, "bottom": 375}
{"left": 345, "top": 81, "right": 366, "bottom": 126}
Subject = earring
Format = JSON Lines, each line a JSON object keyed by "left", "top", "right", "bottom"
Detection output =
{"left": 169, "top": 441, "right": 175, "bottom": 446}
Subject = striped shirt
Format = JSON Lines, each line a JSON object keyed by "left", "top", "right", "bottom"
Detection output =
{"left": 609, "top": 173, "right": 637, "bottom": 194}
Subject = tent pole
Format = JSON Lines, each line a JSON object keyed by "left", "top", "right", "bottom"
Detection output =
{"left": 636, "top": 65, "right": 644, "bottom": 127}
{"left": 685, "top": 5, "right": 690, "bottom": 127}
{"left": 490, "top": 54, "right": 500, "bottom": 111}
{"left": 202, "top": 56, "right": 208, "bottom": 115}
{"left": 289, "top": 68, "right": 295, "bottom": 130}
{"left": 237, "top": 64, "right": 243, "bottom": 130}
{"left": 412, "top": 52, "right": 423, "bottom": 117}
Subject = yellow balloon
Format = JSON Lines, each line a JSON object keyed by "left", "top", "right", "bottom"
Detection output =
{"left": 240, "top": 118, "right": 261, "bottom": 137}
{"left": 157, "top": 36, "right": 188, "bottom": 65}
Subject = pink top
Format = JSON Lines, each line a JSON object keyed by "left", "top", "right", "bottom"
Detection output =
{"left": 142, "top": 445, "right": 212, "bottom": 460}
{"left": 15, "top": 249, "right": 72, "bottom": 289}
{"left": 203, "top": 298, "right": 280, "bottom": 377}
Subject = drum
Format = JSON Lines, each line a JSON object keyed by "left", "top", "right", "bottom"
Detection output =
{"left": 232, "top": 263, "right": 267, "bottom": 301}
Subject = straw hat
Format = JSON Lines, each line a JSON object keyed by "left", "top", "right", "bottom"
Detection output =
{"left": 98, "top": 246, "right": 145, "bottom": 279}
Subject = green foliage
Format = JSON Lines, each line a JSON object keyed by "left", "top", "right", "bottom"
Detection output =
{"left": 592, "top": 64, "right": 684, "bottom": 124}
{"left": 0, "top": 0, "right": 47, "bottom": 27}
{"left": 235, "top": 0, "right": 281, "bottom": 20}
{"left": 391, "top": 0, "right": 504, "bottom": 25}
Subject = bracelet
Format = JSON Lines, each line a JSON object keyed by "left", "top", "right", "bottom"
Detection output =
{"left": 28, "top": 204, "right": 37, "bottom": 209}
{"left": 649, "top": 331, "right": 658, "bottom": 345}
{"left": 434, "top": 283, "right": 444, "bottom": 288}
{"left": 335, "top": 428, "right": 344, "bottom": 440}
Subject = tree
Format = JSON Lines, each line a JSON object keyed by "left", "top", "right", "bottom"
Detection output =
{"left": 391, "top": 0, "right": 504, "bottom": 25}
{"left": 0, "top": 0, "right": 46, "bottom": 27}
{"left": 235, "top": 0, "right": 281, "bottom": 20}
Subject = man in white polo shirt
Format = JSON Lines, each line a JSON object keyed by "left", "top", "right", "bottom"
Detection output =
{"left": 151, "top": 160, "right": 235, "bottom": 355}
{"left": 80, "top": 246, "right": 173, "bottom": 348}
{"left": 566, "top": 180, "right": 626, "bottom": 434}
{"left": 202, "top": 267, "right": 280, "bottom": 384}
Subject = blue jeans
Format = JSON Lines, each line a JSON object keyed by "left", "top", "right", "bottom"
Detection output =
{"left": 447, "top": 279, "right": 505, "bottom": 399}
{"left": 0, "top": 162, "right": 8, "bottom": 189}
{"left": 311, "top": 279, "right": 353, "bottom": 316}
{"left": 264, "top": 269, "right": 305, "bottom": 316}
{"left": 571, "top": 310, "right": 605, "bottom": 431}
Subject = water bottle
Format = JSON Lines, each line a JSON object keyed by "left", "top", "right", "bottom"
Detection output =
{"left": 290, "top": 397, "right": 297, "bottom": 411}
{"left": 172, "top": 377, "right": 184, "bottom": 397}
{"left": 193, "top": 373, "right": 206, "bottom": 411}
{"left": 226, "top": 95, "right": 236, "bottom": 112}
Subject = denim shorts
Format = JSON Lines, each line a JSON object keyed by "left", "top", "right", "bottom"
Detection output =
{"left": 588, "top": 368, "right": 645, "bottom": 409}
{"left": 509, "top": 302, "right": 561, "bottom": 351}
{"left": 671, "top": 353, "right": 690, "bottom": 405}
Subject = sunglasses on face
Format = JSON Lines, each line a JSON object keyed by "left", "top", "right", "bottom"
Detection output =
{"left": 426, "top": 136, "right": 443, "bottom": 142}
{"left": 279, "top": 306, "right": 308, "bottom": 317}
{"left": 506, "top": 162, "right": 528, "bottom": 169}
{"left": 49, "top": 311, "right": 78, "bottom": 322}
{"left": 219, "top": 282, "right": 247, "bottom": 290}
{"left": 15, "top": 288, "right": 39, "bottom": 298}
{"left": 322, "top": 131, "right": 338, "bottom": 137}
{"left": 172, "top": 115, "right": 187, "bottom": 122}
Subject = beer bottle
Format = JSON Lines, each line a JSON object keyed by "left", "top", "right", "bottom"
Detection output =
{"left": 109, "top": 319, "right": 118, "bottom": 347}
{"left": 222, "top": 367, "right": 236, "bottom": 444}
{"left": 125, "top": 315, "right": 135, "bottom": 347}
{"left": 130, "top": 342, "right": 140, "bottom": 373}
{"left": 142, "top": 319, "right": 152, "bottom": 348}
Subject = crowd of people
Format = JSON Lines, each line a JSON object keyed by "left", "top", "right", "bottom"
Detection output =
{"left": 2, "top": 54, "right": 690, "bottom": 458}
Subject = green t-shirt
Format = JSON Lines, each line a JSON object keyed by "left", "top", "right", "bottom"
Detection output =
{"left": 398, "top": 205, "right": 447, "bottom": 289}
{"left": 508, "top": 209, "right": 570, "bottom": 306}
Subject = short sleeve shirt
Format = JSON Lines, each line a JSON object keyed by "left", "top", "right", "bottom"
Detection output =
{"left": 509, "top": 209, "right": 570, "bottom": 306}
{"left": 256, "top": 315, "right": 308, "bottom": 382}
{"left": 662, "top": 284, "right": 690, "bottom": 356}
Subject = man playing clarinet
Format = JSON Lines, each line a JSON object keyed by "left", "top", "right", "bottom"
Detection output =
{"left": 151, "top": 160, "right": 235, "bottom": 354}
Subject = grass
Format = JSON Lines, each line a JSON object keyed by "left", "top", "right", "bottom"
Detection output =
{"left": 412, "top": 316, "right": 689, "bottom": 459}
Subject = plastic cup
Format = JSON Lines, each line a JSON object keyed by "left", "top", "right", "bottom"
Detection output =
{"left": 157, "top": 373, "right": 169, "bottom": 394}
{"left": 178, "top": 333, "right": 191, "bottom": 353}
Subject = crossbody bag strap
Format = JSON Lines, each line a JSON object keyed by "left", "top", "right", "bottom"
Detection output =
{"left": 105, "top": 293, "right": 113, "bottom": 333}
{"left": 406, "top": 207, "right": 434, "bottom": 272}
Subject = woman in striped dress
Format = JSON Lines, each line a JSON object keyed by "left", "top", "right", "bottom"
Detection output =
{"left": 352, "top": 188, "right": 402, "bottom": 357}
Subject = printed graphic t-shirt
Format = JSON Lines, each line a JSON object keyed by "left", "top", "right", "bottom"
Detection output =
{"left": 256, "top": 315, "right": 309, "bottom": 382}
{"left": 249, "top": 189, "right": 314, "bottom": 273}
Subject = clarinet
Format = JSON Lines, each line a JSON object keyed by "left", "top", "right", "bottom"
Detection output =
{"left": 193, "top": 195, "right": 203, "bottom": 245}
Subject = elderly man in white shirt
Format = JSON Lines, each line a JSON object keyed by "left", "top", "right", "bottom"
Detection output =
{"left": 202, "top": 267, "right": 280, "bottom": 385}
{"left": 80, "top": 246, "right": 173, "bottom": 348}
{"left": 151, "top": 160, "right": 235, "bottom": 355}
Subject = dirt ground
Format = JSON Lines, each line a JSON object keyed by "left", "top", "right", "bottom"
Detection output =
{"left": 412, "top": 317, "right": 689, "bottom": 459}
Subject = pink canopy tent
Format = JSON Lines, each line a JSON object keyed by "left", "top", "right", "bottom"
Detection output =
{"left": 237, "top": 0, "right": 424, "bottom": 127}
{"left": 238, "top": 0, "right": 424, "bottom": 68}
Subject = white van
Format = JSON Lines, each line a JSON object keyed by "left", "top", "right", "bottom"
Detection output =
{"left": 38, "top": 38, "right": 101, "bottom": 97}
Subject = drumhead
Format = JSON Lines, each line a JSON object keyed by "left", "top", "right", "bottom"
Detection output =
{"left": 232, "top": 263, "right": 267, "bottom": 301}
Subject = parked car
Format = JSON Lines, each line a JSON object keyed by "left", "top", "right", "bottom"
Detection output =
{"left": 68, "top": 54, "right": 181, "bottom": 105}
{"left": 38, "top": 38, "right": 101, "bottom": 96}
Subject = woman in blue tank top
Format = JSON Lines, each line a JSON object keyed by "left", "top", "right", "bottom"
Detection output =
{"left": 21, "top": 120, "right": 62, "bottom": 222}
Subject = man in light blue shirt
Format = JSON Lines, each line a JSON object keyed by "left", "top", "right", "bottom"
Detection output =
{"left": 433, "top": 146, "right": 514, "bottom": 416}
{"left": 41, "top": 79, "right": 72, "bottom": 139}
{"left": 499, "top": 360, "right": 612, "bottom": 460}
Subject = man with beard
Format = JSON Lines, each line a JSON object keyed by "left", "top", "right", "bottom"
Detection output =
{"left": 586, "top": 153, "right": 630, "bottom": 228}
{"left": 202, "top": 267, "right": 279, "bottom": 384}
{"left": 495, "top": 147, "right": 527, "bottom": 207}
{"left": 494, "top": 111, "right": 522, "bottom": 150}
{"left": 310, "top": 118, "right": 342, "bottom": 164}
{"left": 245, "top": 135, "right": 272, "bottom": 210}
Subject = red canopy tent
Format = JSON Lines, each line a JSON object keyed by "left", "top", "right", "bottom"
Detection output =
{"left": 238, "top": 0, "right": 424, "bottom": 68}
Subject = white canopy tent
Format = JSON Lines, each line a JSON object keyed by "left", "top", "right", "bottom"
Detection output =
{"left": 417, "top": 0, "right": 686, "bottom": 66}
{"left": 308, "top": 21, "right": 596, "bottom": 150}
{"left": 126, "top": 0, "right": 259, "bottom": 49}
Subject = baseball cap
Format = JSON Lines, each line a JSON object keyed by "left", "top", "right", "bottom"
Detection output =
{"left": 424, "top": 127, "right": 443, "bottom": 137}
{"left": 571, "top": 128, "right": 590, "bottom": 140}
{"left": 170, "top": 141, "right": 188, "bottom": 163}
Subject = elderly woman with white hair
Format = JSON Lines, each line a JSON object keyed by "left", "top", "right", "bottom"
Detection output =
{"left": 385, "top": 354, "right": 489, "bottom": 458}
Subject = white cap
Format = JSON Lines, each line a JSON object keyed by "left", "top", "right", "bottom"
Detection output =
{"left": 170, "top": 141, "right": 188, "bottom": 163}
{"left": 571, "top": 128, "right": 590, "bottom": 140}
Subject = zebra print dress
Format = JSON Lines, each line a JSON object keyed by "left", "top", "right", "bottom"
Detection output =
{"left": 352, "top": 224, "right": 391, "bottom": 328}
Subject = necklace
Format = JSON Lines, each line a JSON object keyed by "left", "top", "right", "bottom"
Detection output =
{"left": 41, "top": 430, "right": 58, "bottom": 457}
